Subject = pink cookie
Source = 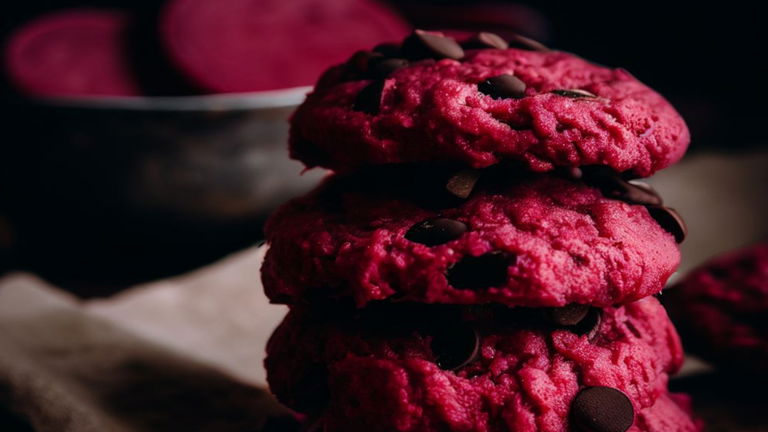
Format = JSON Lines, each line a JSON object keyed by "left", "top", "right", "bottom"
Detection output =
{"left": 290, "top": 32, "right": 689, "bottom": 177}
{"left": 5, "top": 9, "right": 142, "bottom": 97}
{"left": 160, "top": 0, "right": 409, "bottom": 93}
{"left": 666, "top": 242, "right": 768, "bottom": 372}
{"left": 266, "top": 297, "right": 686, "bottom": 432}
{"left": 633, "top": 393, "right": 702, "bottom": 432}
{"left": 262, "top": 168, "right": 681, "bottom": 308}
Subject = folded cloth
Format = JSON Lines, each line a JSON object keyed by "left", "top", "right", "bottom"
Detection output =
{"left": 0, "top": 247, "right": 290, "bottom": 432}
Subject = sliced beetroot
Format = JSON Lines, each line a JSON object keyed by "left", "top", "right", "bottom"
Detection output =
{"left": 160, "top": 0, "right": 410, "bottom": 93}
{"left": 5, "top": 10, "right": 143, "bottom": 97}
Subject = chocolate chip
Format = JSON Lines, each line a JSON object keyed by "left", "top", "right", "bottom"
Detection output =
{"left": 373, "top": 42, "right": 402, "bottom": 57}
{"left": 607, "top": 180, "right": 662, "bottom": 206}
{"left": 402, "top": 29, "right": 465, "bottom": 60}
{"left": 446, "top": 169, "right": 481, "bottom": 199}
{"left": 447, "top": 252, "right": 512, "bottom": 290}
{"left": 347, "top": 50, "right": 381, "bottom": 74}
{"left": 572, "top": 307, "right": 603, "bottom": 339}
{"left": 465, "top": 32, "right": 509, "bottom": 50}
{"left": 551, "top": 89, "right": 598, "bottom": 98}
{"left": 624, "top": 181, "right": 663, "bottom": 205}
{"left": 543, "top": 304, "right": 591, "bottom": 327}
{"left": 571, "top": 386, "right": 635, "bottom": 432}
{"left": 647, "top": 206, "right": 687, "bottom": 243}
{"left": 353, "top": 80, "right": 386, "bottom": 114}
{"left": 478, "top": 74, "right": 527, "bottom": 99}
{"left": 508, "top": 34, "right": 550, "bottom": 51}
{"left": 430, "top": 325, "right": 480, "bottom": 370}
{"left": 406, "top": 218, "right": 468, "bottom": 246}
{"left": 565, "top": 167, "right": 584, "bottom": 179}
{"left": 580, "top": 167, "right": 662, "bottom": 206}
{"left": 369, "top": 57, "right": 409, "bottom": 79}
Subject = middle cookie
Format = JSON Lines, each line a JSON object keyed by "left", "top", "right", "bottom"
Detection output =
{"left": 263, "top": 167, "right": 681, "bottom": 308}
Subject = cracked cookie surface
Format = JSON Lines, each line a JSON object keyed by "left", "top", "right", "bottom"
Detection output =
{"left": 290, "top": 47, "right": 689, "bottom": 177}
{"left": 266, "top": 298, "right": 691, "bottom": 432}
{"left": 262, "top": 171, "right": 680, "bottom": 308}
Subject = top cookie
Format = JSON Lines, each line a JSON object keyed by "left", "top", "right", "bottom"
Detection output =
{"left": 290, "top": 31, "right": 689, "bottom": 177}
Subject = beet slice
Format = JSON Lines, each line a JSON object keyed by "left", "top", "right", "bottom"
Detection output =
{"left": 5, "top": 9, "right": 143, "bottom": 97}
{"left": 160, "top": 0, "right": 409, "bottom": 93}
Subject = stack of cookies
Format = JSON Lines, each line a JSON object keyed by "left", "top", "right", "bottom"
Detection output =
{"left": 262, "top": 30, "right": 701, "bottom": 432}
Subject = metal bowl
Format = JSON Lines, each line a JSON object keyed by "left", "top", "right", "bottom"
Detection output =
{"left": 4, "top": 87, "right": 322, "bottom": 221}
{"left": 0, "top": 87, "right": 326, "bottom": 293}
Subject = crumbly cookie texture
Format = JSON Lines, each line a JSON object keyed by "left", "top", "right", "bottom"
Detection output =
{"left": 266, "top": 298, "right": 690, "bottom": 432}
{"left": 291, "top": 46, "right": 689, "bottom": 177}
{"left": 263, "top": 172, "right": 680, "bottom": 308}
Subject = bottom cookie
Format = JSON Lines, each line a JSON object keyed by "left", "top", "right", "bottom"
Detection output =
{"left": 266, "top": 297, "right": 684, "bottom": 432}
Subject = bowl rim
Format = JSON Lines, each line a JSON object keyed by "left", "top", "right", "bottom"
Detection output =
{"left": 19, "top": 85, "right": 313, "bottom": 111}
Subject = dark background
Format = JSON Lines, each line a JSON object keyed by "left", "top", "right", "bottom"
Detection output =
{"left": 2, "top": 0, "right": 766, "bottom": 151}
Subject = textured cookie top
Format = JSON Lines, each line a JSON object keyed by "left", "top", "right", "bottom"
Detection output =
{"left": 262, "top": 167, "right": 682, "bottom": 308}
{"left": 666, "top": 242, "right": 768, "bottom": 371}
{"left": 266, "top": 298, "right": 688, "bottom": 432}
{"left": 290, "top": 32, "right": 689, "bottom": 177}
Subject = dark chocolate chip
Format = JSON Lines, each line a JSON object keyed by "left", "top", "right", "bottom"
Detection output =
{"left": 607, "top": 180, "right": 662, "bottom": 206}
{"left": 353, "top": 80, "right": 386, "bottom": 114}
{"left": 446, "top": 169, "right": 481, "bottom": 199}
{"left": 551, "top": 89, "right": 598, "bottom": 98}
{"left": 347, "top": 50, "right": 381, "bottom": 74}
{"left": 370, "top": 57, "right": 409, "bottom": 79}
{"left": 508, "top": 34, "right": 550, "bottom": 51}
{"left": 623, "top": 181, "right": 663, "bottom": 205}
{"left": 373, "top": 42, "right": 402, "bottom": 57}
{"left": 406, "top": 218, "right": 468, "bottom": 246}
{"left": 571, "top": 307, "right": 603, "bottom": 339}
{"left": 543, "top": 304, "right": 591, "bottom": 327}
{"left": 447, "top": 252, "right": 512, "bottom": 290}
{"left": 566, "top": 167, "right": 584, "bottom": 179}
{"left": 478, "top": 74, "right": 526, "bottom": 99}
{"left": 465, "top": 32, "right": 509, "bottom": 50}
{"left": 647, "top": 206, "right": 687, "bottom": 243}
{"left": 402, "top": 29, "right": 465, "bottom": 60}
{"left": 571, "top": 386, "right": 635, "bottom": 432}
{"left": 262, "top": 415, "right": 301, "bottom": 432}
{"left": 580, "top": 167, "right": 662, "bottom": 206}
{"left": 430, "top": 325, "right": 480, "bottom": 370}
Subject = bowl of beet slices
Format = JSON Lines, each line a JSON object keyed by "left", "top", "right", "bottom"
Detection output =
{"left": 1, "top": 0, "right": 408, "bottom": 217}
{"left": 0, "top": 0, "right": 408, "bottom": 290}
